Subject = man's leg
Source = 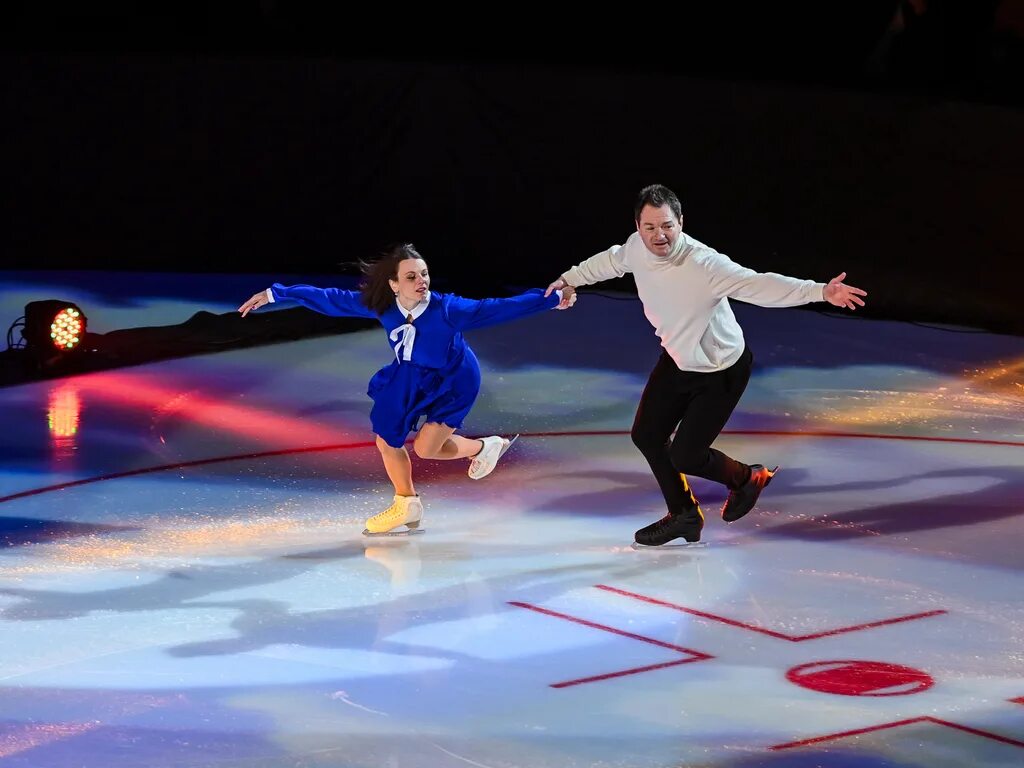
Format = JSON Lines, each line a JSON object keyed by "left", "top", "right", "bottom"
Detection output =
{"left": 668, "top": 347, "right": 753, "bottom": 491}
{"left": 667, "top": 347, "right": 776, "bottom": 521}
{"left": 631, "top": 352, "right": 701, "bottom": 519}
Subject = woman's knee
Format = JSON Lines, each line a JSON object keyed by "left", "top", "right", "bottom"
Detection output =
{"left": 376, "top": 435, "right": 404, "bottom": 454}
{"left": 412, "top": 435, "right": 439, "bottom": 459}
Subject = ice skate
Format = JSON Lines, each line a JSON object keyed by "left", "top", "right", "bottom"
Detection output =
{"left": 722, "top": 465, "right": 779, "bottom": 522}
{"left": 633, "top": 506, "right": 706, "bottom": 548}
{"left": 363, "top": 494, "right": 425, "bottom": 536}
{"left": 468, "top": 434, "right": 518, "bottom": 480}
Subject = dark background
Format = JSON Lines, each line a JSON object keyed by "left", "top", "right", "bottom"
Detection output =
{"left": 3, "top": 1, "right": 1022, "bottom": 333}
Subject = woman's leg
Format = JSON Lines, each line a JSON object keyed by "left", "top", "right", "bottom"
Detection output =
{"left": 365, "top": 435, "right": 424, "bottom": 534}
{"left": 413, "top": 422, "right": 483, "bottom": 460}
{"left": 376, "top": 435, "right": 416, "bottom": 496}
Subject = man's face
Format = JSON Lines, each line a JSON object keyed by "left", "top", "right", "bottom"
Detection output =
{"left": 637, "top": 204, "right": 683, "bottom": 257}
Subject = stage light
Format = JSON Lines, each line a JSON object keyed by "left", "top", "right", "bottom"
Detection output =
{"left": 50, "top": 307, "right": 85, "bottom": 350}
{"left": 23, "top": 300, "right": 88, "bottom": 355}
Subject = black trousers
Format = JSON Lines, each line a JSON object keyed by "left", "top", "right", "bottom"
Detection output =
{"left": 630, "top": 346, "right": 753, "bottom": 518}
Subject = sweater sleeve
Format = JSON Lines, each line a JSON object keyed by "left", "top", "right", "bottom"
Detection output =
{"left": 561, "top": 244, "right": 631, "bottom": 287}
{"left": 269, "top": 283, "right": 378, "bottom": 319}
{"left": 699, "top": 250, "right": 825, "bottom": 307}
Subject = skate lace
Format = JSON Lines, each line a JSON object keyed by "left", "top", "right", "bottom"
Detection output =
{"left": 369, "top": 500, "right": 403, "bottom": 524}
{"left": 651, "top": 514, "right": 676, "bottom": 533}
{"left": 656, "top": 509, "right": 703, "bottom": 531}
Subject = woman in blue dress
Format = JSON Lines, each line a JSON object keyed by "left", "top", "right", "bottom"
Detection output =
{"left": 238, "top": 243, "right": 574, "bottom": 535}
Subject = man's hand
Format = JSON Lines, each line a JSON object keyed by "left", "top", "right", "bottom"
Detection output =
{"left": 823, "top": 272, "right": 867, "bottom": 310}
{"left": 545, "top": 277, "right": 577, "bottom": 310}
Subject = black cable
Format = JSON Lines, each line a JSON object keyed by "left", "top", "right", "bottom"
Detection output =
{"left": 6, "top": 317, "right": 26, "bottom": 351}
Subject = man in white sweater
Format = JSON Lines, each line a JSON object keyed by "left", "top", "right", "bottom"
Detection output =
{"left": 545, "top": 185, "right": 867, "bottom": 546}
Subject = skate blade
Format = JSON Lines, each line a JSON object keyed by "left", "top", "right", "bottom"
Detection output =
{"left": 631, "top": 540, "right": 708, "bottom": 550}
{"left": 499, "top": 433, "right": 519, "bottom": 459}
{"left": 362, "top": 527, "right": 426, "bottom": 538}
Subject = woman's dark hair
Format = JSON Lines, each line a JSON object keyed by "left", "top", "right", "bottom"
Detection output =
{"left": 360, "top": 243, "right": 423, "bottom": 314}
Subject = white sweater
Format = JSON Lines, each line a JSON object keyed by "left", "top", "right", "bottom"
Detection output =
{"left": 563, "top": 231, "right": 826, "bottom": 372}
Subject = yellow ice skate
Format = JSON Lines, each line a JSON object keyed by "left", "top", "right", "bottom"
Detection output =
{"left": 363, "top": 494, "right": 424, "bottom": 536}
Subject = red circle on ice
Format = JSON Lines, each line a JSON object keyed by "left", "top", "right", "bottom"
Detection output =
{"left": 786, "top": 660, "right": 934, "bottom": 697}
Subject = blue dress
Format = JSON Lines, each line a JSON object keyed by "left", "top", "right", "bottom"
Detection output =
{"left": 269, "top": 285, "right": 560, "bottom": 447}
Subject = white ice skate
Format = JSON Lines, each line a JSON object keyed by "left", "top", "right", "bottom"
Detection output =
{"left": 468, "top": 434, "right": 518, "bottom": 480}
